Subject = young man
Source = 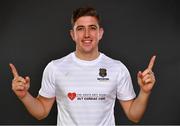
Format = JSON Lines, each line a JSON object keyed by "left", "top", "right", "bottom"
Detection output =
{"left": 9, "top": 6, "right": 156, "bottom": 125}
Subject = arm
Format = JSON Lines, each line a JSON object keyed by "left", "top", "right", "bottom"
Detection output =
{"left": 9, "top": 63, "right": 55, "bottom": 120}
{"left": 20, "top": 93, "right": 55, "bottom": 120}
{"left": 119, "top": 56, "right": 156, "bottom": 123}
{"left": 120, "top": 90, "right": 150, "bottom": 123}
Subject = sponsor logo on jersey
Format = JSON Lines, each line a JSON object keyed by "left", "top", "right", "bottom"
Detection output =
{"left": 67, "top": 92, "right": 106, "bottom": 101}
{"left": 97, "top": 68, "right": 109, "bottom": 81}
{"left": 67, "top": 92, "right": 76, "bottom": 100}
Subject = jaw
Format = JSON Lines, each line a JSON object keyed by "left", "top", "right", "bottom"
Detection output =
{"left": 76, "top": 42, "right": 98, "bottom": 54}
{"left": 75, "top": 46, "right": 99, "bottom": 61}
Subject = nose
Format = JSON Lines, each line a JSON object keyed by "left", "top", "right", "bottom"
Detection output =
{"left": 84, "top": 28, "right": 90, "bottom": 38}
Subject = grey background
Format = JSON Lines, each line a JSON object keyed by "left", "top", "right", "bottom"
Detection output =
{"left": 0, "top": 0, "right": 180, "bottom": 125}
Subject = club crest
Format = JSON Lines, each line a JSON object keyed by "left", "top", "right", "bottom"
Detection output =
{"left": 99, "top": 68, "right": 107, "bottom": 77}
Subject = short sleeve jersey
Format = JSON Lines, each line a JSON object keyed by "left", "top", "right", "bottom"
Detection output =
{"left": 39, "top": 52, "right": 136, "bottom": 126}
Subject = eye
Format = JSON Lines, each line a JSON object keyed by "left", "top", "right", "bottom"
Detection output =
{"left": 76, "top": 27, "right": 84, "bottom": 31}
{"left": 90, "top": 26, "right": 97, "bottom": 30}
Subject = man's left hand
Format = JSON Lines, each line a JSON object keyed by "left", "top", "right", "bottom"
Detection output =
{"left": 137, "top": 56, "right": 156, "bottom": 93}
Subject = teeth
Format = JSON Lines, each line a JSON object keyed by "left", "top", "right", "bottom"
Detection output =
{"left": 83, "top": 40, "right": 91, "bottom": 43}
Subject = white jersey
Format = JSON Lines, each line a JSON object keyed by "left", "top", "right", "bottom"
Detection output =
{"left": 39, "top": 52, "right": 136, "bottom": 126}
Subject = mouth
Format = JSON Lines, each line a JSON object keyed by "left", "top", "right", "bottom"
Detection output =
{"left": 82, "top": 40, "right": 92, "bottom": 46}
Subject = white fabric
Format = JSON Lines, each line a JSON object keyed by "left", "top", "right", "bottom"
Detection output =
{"left": 39, "top": 52, "right": 136, "bottom": 126}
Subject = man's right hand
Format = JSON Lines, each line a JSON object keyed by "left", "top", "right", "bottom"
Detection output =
{"left": 9, "top": 63, "right": 30, "bottom": 99}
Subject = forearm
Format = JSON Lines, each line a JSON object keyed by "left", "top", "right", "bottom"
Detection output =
{"left": 20, "top": 92, "right": 46, "bottom": 120}
{"left": 128, "top": 90, "right": 151, "bottom": 123}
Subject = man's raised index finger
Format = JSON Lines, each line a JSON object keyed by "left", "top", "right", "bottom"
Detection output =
{"left": 9, "top": 63, "right": 19, "bottom": 78}
{"left": 148, "top": 55, "right": 156, "bottom": 69}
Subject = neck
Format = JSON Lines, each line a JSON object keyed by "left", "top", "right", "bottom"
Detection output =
{"left": 75, "top": 50, "right": 100, "bottom": 61}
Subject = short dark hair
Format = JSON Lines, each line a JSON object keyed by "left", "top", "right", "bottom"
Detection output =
{"left": 71, "top": 6, "right": 101, "bottom": 27}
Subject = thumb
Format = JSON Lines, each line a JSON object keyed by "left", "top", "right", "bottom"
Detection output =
{"left": 25, "top": 76, "right": 30, "bottom": 84}
{"left": 137, "top": 71, "right": 144, "bottom": 87}
{"left": 137, "top": 71, "right": 142, "bottom": 78}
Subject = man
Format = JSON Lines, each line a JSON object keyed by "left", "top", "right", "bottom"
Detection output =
{"left": 9, "top": 6, "right": 156, "bottom": 125}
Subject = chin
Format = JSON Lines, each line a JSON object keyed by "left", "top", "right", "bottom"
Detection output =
{"left": 81, "top": 47, "right": 94, "bottom": 53}
{"left": 82, "top": 48, "right": 94, "bottom": 54}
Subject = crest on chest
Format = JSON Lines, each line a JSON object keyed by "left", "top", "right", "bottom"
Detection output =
{"left": 97, "top": 68, "right": 109, "bottom": 81}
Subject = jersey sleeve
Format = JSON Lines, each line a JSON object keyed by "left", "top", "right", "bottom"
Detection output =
{"left": 39, "top": 61, "right": 56, "bottom": 98}
{"left": 116, "top": 64, "right": 136, "bottom": 101}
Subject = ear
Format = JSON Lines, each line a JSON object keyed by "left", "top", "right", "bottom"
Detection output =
{"left": 99, "top": 28, "right": 104, "bottom": 40}
{"left": 70, "top": 29, "right": 75, "bottom": 41}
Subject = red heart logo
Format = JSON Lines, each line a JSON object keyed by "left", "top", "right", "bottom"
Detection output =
{"left": 68, "top": 92, "right": 76, "bottom": 100}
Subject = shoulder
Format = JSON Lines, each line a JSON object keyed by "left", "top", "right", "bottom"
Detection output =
{"left": 44, "top": 53, "right": 73, "bottom": 71}
{"left": 101, "top": 53, "right": 131, "bottom": 79}
{"left": 101, "top": 53, "right": 128, "bottom": 71}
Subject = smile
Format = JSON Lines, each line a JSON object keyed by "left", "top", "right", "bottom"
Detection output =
{"left": 82, "top": 40, "right": 92, "bottom": 45}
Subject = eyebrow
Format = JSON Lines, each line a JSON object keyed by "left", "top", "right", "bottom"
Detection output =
{"left": 75, "top": 24, "right": 98, "bottom": 29}
{"left": 76, "top": 25, "right": 84, "bottom": 29}
{"left": 89, "top": 25, "right": 98, "bottom": 28}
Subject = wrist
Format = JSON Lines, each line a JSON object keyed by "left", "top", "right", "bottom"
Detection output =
{"left": 19, "top": 92, "right": 29, "bottom": 101}
{"left": 139, "top": 89, "right": 151, "bottom": 99}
